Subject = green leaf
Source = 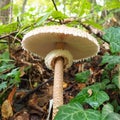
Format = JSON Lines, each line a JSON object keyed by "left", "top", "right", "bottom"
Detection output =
{"left": 79, "top": 0, "right": 91, "bottom": 17}
{"left": 111, "top": 100, "right": 120, "bottom": 112}
{"left": 36, "top": 12, "right": 52, "bottom": 26}
{"left": 105, "top": 112, "right": 120, "bottom": 120}
{"left": 85, "top": 91, "right": 109, "bottom": 109}
{"left": 0, "top": 22, "right": 18, "bottom": 35}
{"left": 101, "top": 103, "right": 120, "bottom": 120}
{"left": 7, "top": 68, "right": 20, "bottom": 78}
{"left": 71, "top": 83, "right": 109, "bottom": 109}
{"left": 110, "top": 42, "right": 120, "bottom": 54}
{"left": 103, "top": 27, "right": 120, "bottom": 53}
{"left": 101, "top": 54, "right": 120, "bottom": 65}
{"left": 103, "top": 27, "right": 120, "bottom": 43}
{"left": 75, "top": 70, "right": 90, "bottom": 82}
{"left": 0, "top": 82, "right": 7, "bottom": 91}
{"left": 101, "top": 103, "right": 114, "bottom": 120}
{"left": 51, "top": 11, "right": 68, "bottom": 20}
{"left": 112, "top": 75, "right": 120, "bottom": 89}
{"left": 83, "top": 20, "right": 103, "bottom": 29}
{"left": 54, "top": 102, "right": 101, "bottom": 120}
{"left": 106, "top": 0, "right": 120, "bottom": 10}
{"left": 7, "top": 68, "right": 21, "bottom": 84}
{"left": 0, "top": 51, "right": 10, "bottom": 60}
{"left": 0, "top": 64, "right": 15, "bottom": 73}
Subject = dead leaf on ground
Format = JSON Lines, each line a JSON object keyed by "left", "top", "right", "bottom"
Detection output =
{"left": 8, "top": 86, "right": 17, "bottom": 104}
{"left": 63, "top": 82, "right": 68, "bottom": 89}
{"left": 1, "top": 100, "right": 13, "bottom": 119}
{"left": 28, "top": 94, "right": 44, "bottom": 112}
{"left": 14, "top": 110, "right": 29, "bottom": 120}
{"left": 1, "top": 86, "right": 16, "bottom": 119}
{"left": 77, "top": 83, "right": 86, "bottom": 90}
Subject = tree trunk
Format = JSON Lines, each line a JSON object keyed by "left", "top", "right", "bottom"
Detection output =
{"left": 0, "top": 0, "right": 12, "bottom": 24}
{"left": 21, "top": 0, "right": 28, "bottom": 14}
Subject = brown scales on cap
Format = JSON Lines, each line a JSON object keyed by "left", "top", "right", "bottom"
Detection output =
{"left": 22, "top": 25, "right": 99, "bottom": 119}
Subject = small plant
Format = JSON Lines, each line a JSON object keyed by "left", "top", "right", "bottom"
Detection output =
{"left": 0, "top": 51, "right": 21, "bottom": 102}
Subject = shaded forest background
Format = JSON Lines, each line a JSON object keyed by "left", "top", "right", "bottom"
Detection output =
{"left": 0, "top": 0, "right": 120, "bottom": 120}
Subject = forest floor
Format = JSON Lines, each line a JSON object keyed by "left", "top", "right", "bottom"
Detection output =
{"left": 0, "top": 42, "right": 118, "bottom": 120}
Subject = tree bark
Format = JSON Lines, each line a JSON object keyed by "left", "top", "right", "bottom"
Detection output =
{"left": 21, "top": 0, "right": 28, "bottom": 14}
{"left": 0, "top": 0, "right": 11, "bottom": 24}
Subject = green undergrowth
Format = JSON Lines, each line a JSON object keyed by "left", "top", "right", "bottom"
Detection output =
{"left": 0, "top": 51, "right": 21, "bottom": 103}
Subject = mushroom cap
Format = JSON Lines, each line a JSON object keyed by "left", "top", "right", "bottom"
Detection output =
{"left": 22, "top": 25, "right": 99, "bottom": 61}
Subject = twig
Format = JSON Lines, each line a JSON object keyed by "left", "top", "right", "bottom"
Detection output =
{"left": 61, "top": 17, "right": 106, "bottom": 42}
{"left": 0, "top": 31, "right": 18, "bottom": 40}
{"left": 9, "top": 34, "right": 21, "bottom": 42}
{"left": 51, "top": 0, "right": 62, "bottom": 24}
{"left": 51, "top": 0, "right": 58, "bottom": 11}
{"left": 16, "top": 77, "right": 53, "bottom": 104}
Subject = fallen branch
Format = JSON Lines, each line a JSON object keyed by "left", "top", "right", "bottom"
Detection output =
{"left": 16, "top": 77, "right": 53, "bottom": 104}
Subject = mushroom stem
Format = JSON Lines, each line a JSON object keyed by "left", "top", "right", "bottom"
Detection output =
{"left": 52, "top": 57, "right": 64, "bottom": 119}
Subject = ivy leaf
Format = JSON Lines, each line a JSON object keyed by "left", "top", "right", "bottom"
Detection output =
{"left": 101, "top": 54, "right": 120, "bottom": 65}
{"left": 75, "top": 70, "right": 90, "bottom": 82}
{"left": 71, "top": 83, "right": 102, "bottom": 103}
{"left": 112, "top": 75, "right": 120, "bottom": 89}
{"left": 54, "top": 102, "right": 101, "bottom": 120}
{"left": 103, "top": 27, "right": 120, "bottom": 53}
{"left": 105, "top": 112, "right": 120, "bottom": 120}
{"left": 85, "top": 91, "right": 109, "bottom": 109}
{"left": 71, "top": 83, "right": 109, "bottom": 109}
{"left": 101, "top": 103, "right": 114, "bottom": 120}
{"left": 101, "top": 103, "right": 120, "bottom": 120}
{"left": 110, "top": 42, "right": 120, "bottom": 54}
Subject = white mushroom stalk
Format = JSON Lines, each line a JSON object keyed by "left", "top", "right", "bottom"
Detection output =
{"left": 22, "top": 25, "right": 100, "bottom": 119}
{"left": 45, "top": 49, "right": 73, "bottom": 118}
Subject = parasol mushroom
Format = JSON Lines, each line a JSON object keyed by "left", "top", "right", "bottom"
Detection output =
{"left": 22, "top": 25, "right": 99, "bottom": 119}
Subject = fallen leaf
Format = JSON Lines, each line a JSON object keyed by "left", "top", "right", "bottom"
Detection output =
{"left": 63, "top": 82, "right": 68, "bottom": 89}
{"left": 1, "top": 100, "right": 13, "bottom": 119}
{"left": 14, "top": 110, "right": 29, "bottom": 120}
{"left": 28, "top": 94, "right": 44, "bottom": 112}
{"left": 8, "top": 86, "right": 17, "bottom": 104}
{"left": 78, "top": 83, "right": 86, "bottom": 90}
{"left": 1, "top": 86, "right": 16, "bottom": 119}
